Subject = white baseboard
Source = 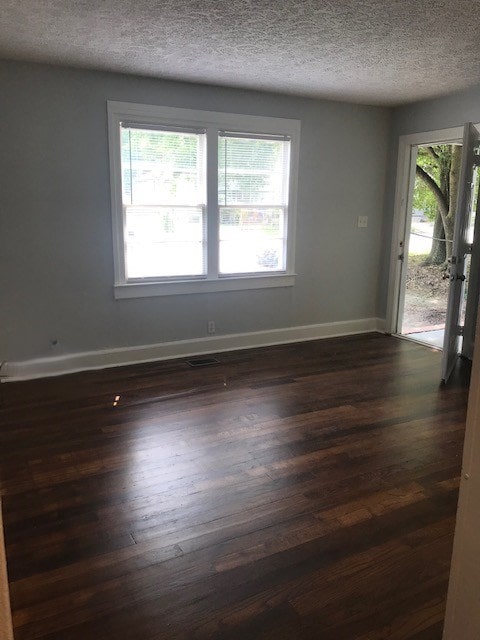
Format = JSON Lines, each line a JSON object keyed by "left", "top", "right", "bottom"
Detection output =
{"left": 375, "top": 317, "right": 387, "bottom": 334}
{"left": 2, "top": 317, "right": 386, "bottom": 382}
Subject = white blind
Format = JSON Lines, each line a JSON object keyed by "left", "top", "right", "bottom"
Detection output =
{"left": 121, "top": 126, "right": 205, "bottom": 206}
{"left": 218, "top": 133, "right": 290, "bottom": 206}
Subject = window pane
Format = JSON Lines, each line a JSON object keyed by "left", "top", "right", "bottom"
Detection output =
{"left": 125, "top": 206, "right": 205, "bottom": 278}
{"left": 121, "top": 128, "right": 205, "bottom": 206}
{"left": 218, "top": 136, "right": 289, "bottom": 206}
{"left": 120, "top": 125, "right": 206, "bottom": 280}
{"left": 219, "top": 207, "right": 286, "bottom": 274}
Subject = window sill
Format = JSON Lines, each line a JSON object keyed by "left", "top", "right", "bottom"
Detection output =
{"left": 114, "top": 274, "right": 296, "bottom": 299}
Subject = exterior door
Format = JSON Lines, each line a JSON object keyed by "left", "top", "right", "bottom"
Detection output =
{"left": 461, "top": 184, "right": 480, "bottom": 360}
{"left": 442, "top": 123, "right": 480, "bottom": 382}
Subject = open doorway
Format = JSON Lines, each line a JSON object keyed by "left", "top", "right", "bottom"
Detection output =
{"left": 397, "top": 143, "right": 462, "bottom": 348}
{"left": 388, "top": 124, "right": 480, "bottom": 381}
{"left": 391, "top": 134, "right": 479, "bottom": 353}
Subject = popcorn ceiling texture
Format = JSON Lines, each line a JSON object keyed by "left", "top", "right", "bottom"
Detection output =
{"left": 0, "top": 0, "right": 479, "bottom": 105}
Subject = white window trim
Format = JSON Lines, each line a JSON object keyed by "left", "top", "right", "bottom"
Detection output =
{"left": 107, "top": 101, "right": 300, "bottom": 298}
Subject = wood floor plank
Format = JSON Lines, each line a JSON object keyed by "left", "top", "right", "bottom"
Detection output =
{"left": 0, "top": 334, "right": 469, "bottom": 639}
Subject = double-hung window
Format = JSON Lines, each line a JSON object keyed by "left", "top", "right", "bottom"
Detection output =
{"left": 108, "top": 102, "right": 300, "bottom": 298}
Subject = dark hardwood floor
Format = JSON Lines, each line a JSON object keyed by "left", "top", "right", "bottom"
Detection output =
{"left": 0, "top": 333, "right": 470, "bottom": 639}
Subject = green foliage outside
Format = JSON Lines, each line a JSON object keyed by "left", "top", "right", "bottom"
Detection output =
{"left": 413, "top": 145, "right": 451, "bottom": 221}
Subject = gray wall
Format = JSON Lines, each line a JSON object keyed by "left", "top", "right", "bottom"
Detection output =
{"left": 378, "top": 85, "right": 480, "bottom": 317}
{"left": 0, "top": 61, "right": 390, "bottom": 362}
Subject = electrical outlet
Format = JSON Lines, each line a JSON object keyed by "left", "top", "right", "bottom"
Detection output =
{"left": 207, "top": 320, "right": 216, "bottom": 334}
{"left": 357, "top": 215, "right": 368, "bottom": 228}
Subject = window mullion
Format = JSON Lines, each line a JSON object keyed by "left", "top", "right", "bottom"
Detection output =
{"left": 206, "top": 126, "right": 219, "bottom": 279}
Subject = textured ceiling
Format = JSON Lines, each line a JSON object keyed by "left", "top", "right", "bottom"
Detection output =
{"left": 1, "top": 0, "right": 479, "bottom": 106}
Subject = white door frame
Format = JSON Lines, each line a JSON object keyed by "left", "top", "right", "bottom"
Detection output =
{"left": 386, "top": 127, "right": 464, "bottom": 335}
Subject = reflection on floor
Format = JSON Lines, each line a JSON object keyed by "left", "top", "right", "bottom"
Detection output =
{"left": 404, "top": 329, "right": 444, "bottom": 349}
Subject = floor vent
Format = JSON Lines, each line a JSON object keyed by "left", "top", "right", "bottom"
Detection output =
{"left": 186, "top": 357, "right": 220, "bottom": 368}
